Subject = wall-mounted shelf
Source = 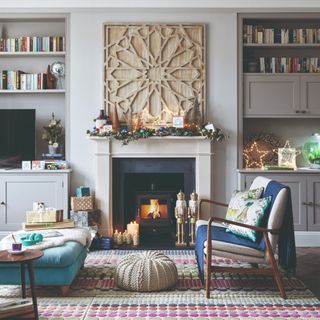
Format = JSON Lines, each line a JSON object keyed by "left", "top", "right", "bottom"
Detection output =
{"left": 0, "top": 51, "right": 65, "bottom": 57}
{"left": 0, "top": 89, "right": 65, "bottom": 94}
{"left": 243, "top": 43, "right": 320, "bottom": 48}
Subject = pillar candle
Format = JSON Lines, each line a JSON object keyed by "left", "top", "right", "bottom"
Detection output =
{"left": 132, "top": 233, "right": 139, "bottom": 246}
{"left": 127, "top": 221, "right": 139, "bottom": 236}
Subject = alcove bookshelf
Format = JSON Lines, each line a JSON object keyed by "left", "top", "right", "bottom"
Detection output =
{"left": 0, "top": 15, "right": 68, "bottom": 159}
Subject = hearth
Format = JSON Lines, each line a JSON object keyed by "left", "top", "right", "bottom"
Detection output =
{"left": 112, "top": 158, "right": 195, "bottom": 247}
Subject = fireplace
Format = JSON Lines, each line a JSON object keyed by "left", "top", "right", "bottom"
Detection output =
{"left": 92, "top": 137, "right": 213, "bottom": 238}
{"left": 112, "top": 158, "right": 195, "bottom": 247}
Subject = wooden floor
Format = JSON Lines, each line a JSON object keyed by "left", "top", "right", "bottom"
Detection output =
{"left": 296, "top": 247, "right": 320, "bottom": 299}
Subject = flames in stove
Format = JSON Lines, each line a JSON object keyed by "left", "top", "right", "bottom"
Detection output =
{"left": 140, "top": 198, "right": 168, "bottom": 220}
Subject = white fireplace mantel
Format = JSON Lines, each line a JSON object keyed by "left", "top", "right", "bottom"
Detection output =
{"left": 91, "top": 136, "right": 213, "bottom": 236}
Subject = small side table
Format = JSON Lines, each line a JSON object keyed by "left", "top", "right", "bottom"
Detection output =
{"left": 0, "top": 249, "right": 43, "bottom": 319}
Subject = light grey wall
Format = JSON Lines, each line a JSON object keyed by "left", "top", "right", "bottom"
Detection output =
{"left": 69, "top": 11, "right": 238, "bottom": 206}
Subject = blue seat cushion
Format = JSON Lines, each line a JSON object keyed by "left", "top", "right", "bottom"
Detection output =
{"left": 195, "top": 225, "right": 265, "bottom": 281}
{"left": 0, "top": 241, "right": 85, "bottom": 268}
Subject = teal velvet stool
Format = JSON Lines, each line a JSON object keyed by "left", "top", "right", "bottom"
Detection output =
{"left": 0, "top": 241, "right": 87, "bottom": 295}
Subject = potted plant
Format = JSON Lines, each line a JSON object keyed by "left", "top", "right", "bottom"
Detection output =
{"left": 42, "top": 113, "right": 64, "bottom": 154}
{"left": 303, "top": 133, "right": 320, "bottom": 169}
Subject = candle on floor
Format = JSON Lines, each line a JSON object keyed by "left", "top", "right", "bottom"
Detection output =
{"left": 113, "top": 229, "right": 119, "bottom": 243}
{"left": 127, "top": 221, "right": 139, "bottom": 236}
{"left": 132, "top": 232, "right": 139, "bottom": 246}
{"left": 116, "top": 232, "right": 123, "bottom": 245}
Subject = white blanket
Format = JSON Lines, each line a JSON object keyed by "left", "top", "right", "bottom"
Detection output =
{"left": 1, "top": 228, "right": 92, "bottom": 251}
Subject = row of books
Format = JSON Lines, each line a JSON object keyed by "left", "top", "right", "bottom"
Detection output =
{"left": 1, "top": 70, "right": 49, "bottom": 90}
{"left": 253, "top": 57, "right": 320, "bottom": 73}
{"left": 0, "top": 36, "right": 65, "bottom": 52}
{"left": 243, "top": 25, "right": 320, "bottom": 44}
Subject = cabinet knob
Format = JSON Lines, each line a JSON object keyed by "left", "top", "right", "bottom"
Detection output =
{"left": 307, "top": 202, "right": 314, "bottom": 206}
{"left": 295, "top": 110, "right": 300, "bottom": 113}
{"left": 302, "top": 201, "right": 307, "bottom": 205}
{"left": 0, "top": 201, "right": 5, "bottom": 206}
{"left": 300, "top": 110, "right": 307, "bottom": 114}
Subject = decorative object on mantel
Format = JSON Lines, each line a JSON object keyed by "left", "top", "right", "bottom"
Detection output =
{"left": 42, "top": 112, "right": 64, "bottom": 155}
{"left": 104, "top": 23, "right": 205, "bottom": 127}
{"left": 111, "top": 103, "right": 120, "bottom": 131}
{"left": 175, "top": 190, "right": 187, "bottom": 247}
{"left": 87, "top": 123, "right": 225, "bottom": 145}
{"left": 243, "top": 133, "right": 280, "bottom": 168}
{"left": 277, "top": 140, "right": 301, "bottom": 169}
{"left": 188, "top": 191, "right": 198, "bottom": 246}
{"left": 303, "top": 132, "right": 320, "bottom": 169}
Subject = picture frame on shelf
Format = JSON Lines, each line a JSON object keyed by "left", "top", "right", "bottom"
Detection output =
{"left": 172, "top": 116, "right": 184, "bottom": 128}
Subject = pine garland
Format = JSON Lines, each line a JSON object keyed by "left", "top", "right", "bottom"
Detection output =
{"left": 87, "top": 124, "right": 225, "bottom": 145}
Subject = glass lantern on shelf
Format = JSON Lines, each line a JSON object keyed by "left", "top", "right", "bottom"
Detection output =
{"left": 303, "top": 133, "right": 320, "bottom": 169}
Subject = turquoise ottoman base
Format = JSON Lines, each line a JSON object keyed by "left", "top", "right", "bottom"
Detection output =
{"left": 0, "top": 241, "right": 87, "bottom": 294}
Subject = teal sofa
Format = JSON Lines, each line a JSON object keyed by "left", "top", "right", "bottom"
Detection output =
{"left": 0, "top": 241, "right": 87, "bottom": 295}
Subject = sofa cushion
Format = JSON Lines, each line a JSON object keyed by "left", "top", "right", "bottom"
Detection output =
{"left": 0, "top": 241, "right": 85, "bottom": 268}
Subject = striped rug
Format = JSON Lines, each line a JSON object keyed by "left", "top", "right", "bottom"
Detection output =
{"left": 0, "top": 250, "right": 319, "bottom": 319}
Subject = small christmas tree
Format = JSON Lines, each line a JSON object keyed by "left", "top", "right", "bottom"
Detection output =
{"left": 188, "top": 95, "right": 202, "bottom": 126}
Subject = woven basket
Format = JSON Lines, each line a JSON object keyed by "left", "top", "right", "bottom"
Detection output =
{"left": 114, "top": 251, "right": 178, "bottom": 292}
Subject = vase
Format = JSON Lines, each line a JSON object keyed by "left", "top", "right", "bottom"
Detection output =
{"left": 48, "top": 145, "right": 58, "bottom": 155}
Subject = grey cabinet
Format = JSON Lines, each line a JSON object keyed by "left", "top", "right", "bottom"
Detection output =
{"left": 307, "top": 176, "right": 320, "bottom": 231}
{"left": 244, "top": 75, "right": 300, "bottom": 116}
{"left": 300, "top": 75, "right": 320, "bottom": 116}
{"left": 0, "top": 170, "right": 70, "bottom": 232}
{"left": 244, "top": 74, "right": 320, "bottom": 117}
{"left": 238, "top": 171, "right": 320, "bottom": 232}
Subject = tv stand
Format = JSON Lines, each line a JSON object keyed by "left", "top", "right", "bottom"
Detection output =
{"left": 0, "top": 169, "right": 71, "bottom": 237}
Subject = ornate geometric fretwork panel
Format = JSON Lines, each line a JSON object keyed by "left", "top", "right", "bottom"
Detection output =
{"left": 104, "top": 23, "right": 206, "bottom": 126}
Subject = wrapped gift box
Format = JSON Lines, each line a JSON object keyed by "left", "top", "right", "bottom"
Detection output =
{"left": 71, "top": 196, "right": 94, "bottom": 211}
{"left": 70, "top": 209, "right": 101, "bottom": 227}
{"left": 76, "top": 186, "right": 90, "bottom": 197}
{"left": 26, "top": 209, "right": 63, "bottom": 223}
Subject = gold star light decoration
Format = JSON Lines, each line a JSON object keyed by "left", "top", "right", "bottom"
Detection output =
{"left": 276, "top": 140, "right": 301, "bottom": 169}
{"left": 243, "top": 141, "right": 270, "bottom": 168}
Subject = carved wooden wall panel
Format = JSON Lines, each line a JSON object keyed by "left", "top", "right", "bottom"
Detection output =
{"left": 104, "top": 23, "right": 206, "bottom": 126}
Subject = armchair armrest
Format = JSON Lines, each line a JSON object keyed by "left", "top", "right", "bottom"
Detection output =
{"left": 206, "top": 216, "right": 280, "bottom": 255}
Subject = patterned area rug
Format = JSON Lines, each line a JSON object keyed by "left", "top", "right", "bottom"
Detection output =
{"left": 0, "top": 250, "right": 319, "bottom": 319}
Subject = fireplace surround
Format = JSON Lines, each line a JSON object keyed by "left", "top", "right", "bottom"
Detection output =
{"left": 92, "top": 137, "right": 213, "bottom": 237}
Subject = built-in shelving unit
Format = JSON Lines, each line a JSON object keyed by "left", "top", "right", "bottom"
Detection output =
{"left": 0, "top": 15, "right": 68, "bottom": 158}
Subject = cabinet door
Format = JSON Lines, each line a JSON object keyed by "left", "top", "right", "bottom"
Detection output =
{"left": 0, "top": 175, "right": 65, "bottom": 231}
{"left": 307, "top": 176, "right": 320, "bottom": 231}
{"left": 239, "top": 173, "right": 307, "bottom": 231}
{"left": 300, "top": 75, "right": 320, "bottom": 116}
{"left": 244, "top": 75, "right": 300, "bottom": 116}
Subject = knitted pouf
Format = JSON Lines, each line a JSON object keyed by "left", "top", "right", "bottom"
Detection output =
{"left": 114, "top": 251, "right": 178, "bottom": 292}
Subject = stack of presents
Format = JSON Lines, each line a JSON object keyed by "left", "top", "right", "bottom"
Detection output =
{"left": 70, "top": 186, "right": 101, "bottom": 229}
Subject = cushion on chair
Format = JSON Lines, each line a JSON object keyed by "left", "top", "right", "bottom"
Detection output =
{"left": 114, "top": 251, "right": 178, "bottom": 292}
{"left": 226, "top": 196, "right": 272, "bottom": 242}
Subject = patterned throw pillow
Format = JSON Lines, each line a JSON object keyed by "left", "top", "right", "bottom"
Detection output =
{"left": 226, "top": 196, "right": 272, "bottom": 242}
{"left": 226, "top": 187, "right": 264, "bottom": 222}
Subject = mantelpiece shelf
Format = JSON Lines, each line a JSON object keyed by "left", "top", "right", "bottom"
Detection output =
{"left": 0, "top": 51, "right": 65, "bottom": 57}
{"left": 0, "top": 89, "right": 65, "bottom": 94}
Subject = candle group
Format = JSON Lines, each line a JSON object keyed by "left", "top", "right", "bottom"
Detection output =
{"left": 113, "top": 221, "right": 140, "bottom": 246}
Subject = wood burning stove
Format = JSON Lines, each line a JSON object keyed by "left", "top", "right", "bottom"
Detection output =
{"left": 136, "top": 192, "right": 175, "bottom": 239}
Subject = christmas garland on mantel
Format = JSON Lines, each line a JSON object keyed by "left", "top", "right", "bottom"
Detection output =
{"left": 87, "top": 124, "right": 225, "bottom": 146}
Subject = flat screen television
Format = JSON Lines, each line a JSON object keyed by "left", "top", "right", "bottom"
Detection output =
{"left": 0, "top": 109, "right": 36, "bottom": 168}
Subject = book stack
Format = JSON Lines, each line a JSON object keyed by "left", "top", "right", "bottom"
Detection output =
{"left": 256, "top": 57, "right": 320, "bottom": 73}
{"left": 0, "top": 36, "right": 65, "bottom": 52}
{"left": 22, "top": 220, "right": 75, "bottom": 231}
{"left": 0, "top": 70, "right": 48, "bottom": 90}
{"left": 243, "top": 25, "right": 320, "bottom": 44}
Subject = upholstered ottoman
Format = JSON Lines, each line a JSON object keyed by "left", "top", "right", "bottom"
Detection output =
{"left": 115, "top": 251, "right": 178, "bottom": 292}
{"left": 0, "top": 241, "right": 87, "bottom": 295}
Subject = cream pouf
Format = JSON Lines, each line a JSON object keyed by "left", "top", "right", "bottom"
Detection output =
{"left": 114, "top": 251, "right": 178, "bottom": 292}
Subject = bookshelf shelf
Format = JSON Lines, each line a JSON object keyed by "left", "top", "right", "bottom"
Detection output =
{"left": 243, "top": 43, "right": 320, "bottom": 48}
{"left": 0, "top": 89, "right": 65, "bottom": 94}
{"left": 243, "top": 72, "right": 320, "bottom": 76}
{"left": 0, "top": 51, "right": 66, "bottom": 57}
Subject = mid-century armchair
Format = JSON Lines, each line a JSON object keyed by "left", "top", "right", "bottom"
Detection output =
{"left": 195, "top": 176, "right": 296, "bottom": 299}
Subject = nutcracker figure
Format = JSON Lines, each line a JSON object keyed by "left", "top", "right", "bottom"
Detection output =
{"left": 175, "top": 190, "right": 187, "bottom": 246}
{"left": 188, "top": 191, "right": 199, "bottom": 246}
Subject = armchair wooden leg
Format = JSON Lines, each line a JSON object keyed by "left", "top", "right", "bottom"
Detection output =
{"left": 205, "top": 250, "right": 211, "bottom": 299}
{"left": 264, "top": 235, "right": 287, "bottom": 299}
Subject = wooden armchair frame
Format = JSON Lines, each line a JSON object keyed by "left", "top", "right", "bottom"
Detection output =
{"left": 200, "top": 199, "right": 287, "bottom": 299}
